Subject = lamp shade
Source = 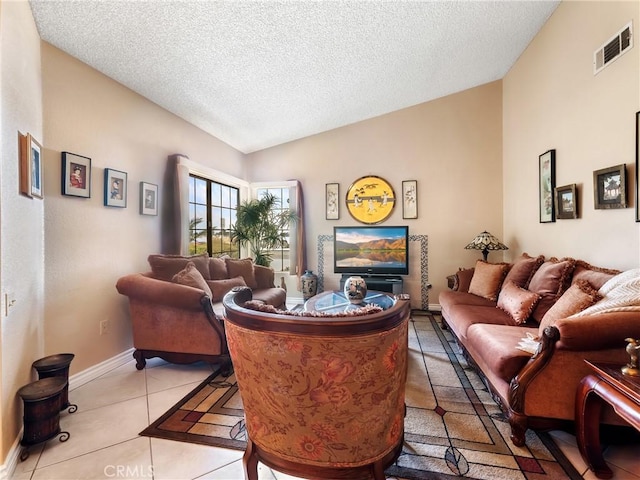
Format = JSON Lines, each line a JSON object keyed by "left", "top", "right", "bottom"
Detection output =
{"left": 464, "top": 231, "right": 508, "bottom": 261}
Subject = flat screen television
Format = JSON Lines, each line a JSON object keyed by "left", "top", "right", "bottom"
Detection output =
{"left": 333, "top": 225, "right": 409, "bottom": 276}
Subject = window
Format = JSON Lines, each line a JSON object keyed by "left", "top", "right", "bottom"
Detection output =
{"left": 254, "top": 186, "right": 292, "bottom": 273}
{"left": 188, "top": 175, "right": 240, "bottom": 258}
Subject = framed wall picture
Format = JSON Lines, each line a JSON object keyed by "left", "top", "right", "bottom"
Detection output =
{"left": 104, "top": 168, "right": 128, "bottom": 208}
{"left": 18, "top": 132, "right": 31, "bottom": 197}
{"left": 345, "top": 175, "right": 396, "bottom": 224}
{"left": 636, "top": 110, "right": 639, "bottom": 222}
{"left": 325, "top": 183, "right": 339, "bottom": 220}
{"left": 539, "top": 149, "right": 556, "bottom": 223}
{"left": 554, "top": 184, "right": 578, "bottom": 219}
{"left": 62, "top": 152, "right": 92, "bottom": 198}
{"left": 140, "top": 182, "right": 158, "bottom": 215}
{"left": 402, "top": 180, "right": 418, "bottom": 219}
{"left": 593, "top": 164, "right": 626, "bottom": 209}
{"left": 28, "top": 134, "right": 43, "bottom": 198}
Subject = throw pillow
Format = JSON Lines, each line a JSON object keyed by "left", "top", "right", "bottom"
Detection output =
{"left": 148, "top": 253, "right": 211, "bottom": 281}
{"left": 502, "top": 253, "right": 545, "bottom": 289}
{"left": 209, "top": 255, "right": 229, "bottom": 280}
{"left": 225, "top": 258, "right": 258, "bottom": 289}
{"left": 468, "top": 260, "right": 511, "bottom": 301}
{"left": 528, "top": 257, "right": 576, "bottom": 322}
{"left": 253, "top": 264, "right": 275, "bottom": 289}
{"left": 497, "top": 281, "right": 541, "bottom": 325}
{"left": 172, "top": 261, "right": 213, "bottom": 298}
{"left": 208, "top": 276, "right": 247, "bottom": 302}
{"left": 538, "top": 279, "right": 602, "bottom": 336}
{"left": 571, "top": 260, "right": 621, "bottom": 291}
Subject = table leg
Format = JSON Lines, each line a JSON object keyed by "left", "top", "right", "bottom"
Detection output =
{"left": 576, "top": 375, "right": 613, "bottom": 479}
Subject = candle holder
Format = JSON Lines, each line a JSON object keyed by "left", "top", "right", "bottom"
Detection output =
{"left": 621, "top": 338, "right": 640, "bottom": 376}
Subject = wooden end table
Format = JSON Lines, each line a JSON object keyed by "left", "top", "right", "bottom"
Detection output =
{"left": 575, "top": 361, "right": 640, "bottom": 479}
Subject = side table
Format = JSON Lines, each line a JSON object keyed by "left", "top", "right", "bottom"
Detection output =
{"left": 32, "top": 353, "right": 77, "bottom": 413}
{"left": 575, "top": 361, "right": 640, "bottom": 479}
{"left": 17, "top": 377, "right": 71, "bottom": 461}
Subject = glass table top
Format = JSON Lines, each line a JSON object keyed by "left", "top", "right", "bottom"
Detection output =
{"left": 304, "top": 290, "right": 395, "bottom": 314}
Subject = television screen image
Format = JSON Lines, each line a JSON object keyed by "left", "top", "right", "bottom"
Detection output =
{"left": 333, "top": 225, "right": 409, "bottom": 276}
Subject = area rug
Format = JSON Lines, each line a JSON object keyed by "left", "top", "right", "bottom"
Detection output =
{"left": 140, "top": 313, "right": 581, "bottom": 479}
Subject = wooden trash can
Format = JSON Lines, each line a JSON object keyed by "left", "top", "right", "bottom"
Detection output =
{"left": 17, "top": 377, "right": 70, "bottom": 461}
{"left": 32, "top": 353, "right": 77, "bottom": 413}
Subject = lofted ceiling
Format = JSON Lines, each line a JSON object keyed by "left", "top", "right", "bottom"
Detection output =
{"left": 29, "top": 0, "right": 559, "bottom": 154}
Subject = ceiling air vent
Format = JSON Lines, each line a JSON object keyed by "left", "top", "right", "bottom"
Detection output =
{"left": 594, "top": 22, "right": 633, "bottom": 74}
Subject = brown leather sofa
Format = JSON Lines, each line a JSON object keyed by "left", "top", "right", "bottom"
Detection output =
{"left": 116, "top": 253, "right": 287, "bottom": 370}
{"left": 439, "top": 254, "right": 639, "bottom": 446}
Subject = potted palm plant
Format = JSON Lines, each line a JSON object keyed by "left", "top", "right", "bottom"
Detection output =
{"left": 230, "top": 193, "right": 297, "bottom": 267}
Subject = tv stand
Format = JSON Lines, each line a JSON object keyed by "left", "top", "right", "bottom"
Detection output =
{"left": 339, "top": 275, "right": 403, "bottom": 295}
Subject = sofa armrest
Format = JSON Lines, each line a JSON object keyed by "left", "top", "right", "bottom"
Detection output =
{"left": 555, "top": 311, "right": 640, "bottom": 351}
{"left": 116, "top": 273, "right": 208, "bottom": 311}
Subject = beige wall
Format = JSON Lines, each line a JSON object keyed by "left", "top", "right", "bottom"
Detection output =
{"left": 503, "top": 0, "right": 640, "bottom": 269}
{"left": 41, "top": 43, "right": 246, "bottom": 376}
{"left": 247, "top": 81, "right": 504, "bottom": 307}
{"left": 0, "top": 0, "right": 44, "bottom": 461}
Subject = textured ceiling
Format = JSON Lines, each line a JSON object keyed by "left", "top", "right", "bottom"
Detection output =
{"left": 29, "top": 1, "right": 559, "bottom": 153}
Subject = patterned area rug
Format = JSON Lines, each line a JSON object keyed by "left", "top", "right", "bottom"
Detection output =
{"left": 140, "top": 313, "right": 581, "bottom": 479}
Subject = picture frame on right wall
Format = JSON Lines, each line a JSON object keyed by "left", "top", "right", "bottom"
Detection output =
{"left": 593, "top": 164, "right": 627, "bottom": 210}
{"left": 539, "top": 149, "right": 555, "bottom": 223}
{"left": 635, "top": 110, "right": 639, "bottom": 222}
{"left": 554, "top": 184, "right": 578, "bottom": 219}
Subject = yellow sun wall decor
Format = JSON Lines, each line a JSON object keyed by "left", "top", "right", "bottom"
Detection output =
{"left": 345, "top": 175, "right": 396, "bottom": 224}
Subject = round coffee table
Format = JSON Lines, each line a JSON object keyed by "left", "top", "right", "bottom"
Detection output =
{"left": 304, "top": 290, "right": 395, "bottom": 313}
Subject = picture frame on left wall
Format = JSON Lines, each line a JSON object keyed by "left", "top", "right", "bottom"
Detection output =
{"left": 104, "top": 168, "right": 127, "bottom": 208}
{"left": 19, "top": 133, "right": 43, "bottom": 198}
{"left": 18, "top": 132, "right": 31, "bottom": 197}
{"left": 62, "top": 152, "right": 92, "bottom": 198}
{"left": 29, "top": 134, "right": 43, "bottom": 198}
{"left": 140, "top": 182, "right": 158, "bottom": 216}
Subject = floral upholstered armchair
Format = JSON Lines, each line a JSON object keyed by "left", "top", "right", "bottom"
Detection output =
{"left": 222, "top": 287, "right": 411, "bottom": 480}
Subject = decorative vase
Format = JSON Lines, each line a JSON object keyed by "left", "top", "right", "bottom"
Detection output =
{"left": 301, "top": 270, "right": 318, "bottom": 300}
{"left": 343, "top": 276, "right": 367, "bottom": 304}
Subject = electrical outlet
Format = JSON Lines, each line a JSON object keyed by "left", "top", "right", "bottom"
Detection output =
{"left": 100, "top": 319, "right": 109, "bottom": 335}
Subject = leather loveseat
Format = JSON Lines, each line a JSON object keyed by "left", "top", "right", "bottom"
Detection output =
{"left": 116, "top": 253, "right": 287, "bottom": 370}
{"left": 439, "top": 254, "right": 640, "bottom": 446}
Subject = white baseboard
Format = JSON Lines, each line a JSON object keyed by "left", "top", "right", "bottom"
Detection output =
{"left": 69, "top": 348, "right": 135, "bottom": 390}
{"left": 1, "top": 348, "right": 135, "bottom": 480}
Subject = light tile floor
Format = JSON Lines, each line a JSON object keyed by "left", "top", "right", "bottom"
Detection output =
{"left": 13, "top": 358, "right": 640, "bottom": 480}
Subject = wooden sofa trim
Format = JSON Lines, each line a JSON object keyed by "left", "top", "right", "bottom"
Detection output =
{"left": 507, "top": 325, "right": 560, "bottom": 446}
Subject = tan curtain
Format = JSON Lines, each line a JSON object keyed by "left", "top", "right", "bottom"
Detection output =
{"left": 294, "top": 180, "right": 306, "bottom": 287}
{"left": 168, "top": 154, "right": 190, "bottom": 255}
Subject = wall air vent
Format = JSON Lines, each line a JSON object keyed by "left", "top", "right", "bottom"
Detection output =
{"left": 594, "top": 22, "right": 633, "bottom": 75}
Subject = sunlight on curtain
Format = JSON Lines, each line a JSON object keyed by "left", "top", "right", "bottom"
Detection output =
{"left": 174, "top": 156, "right": 191, "bottom": 255}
